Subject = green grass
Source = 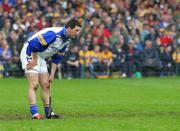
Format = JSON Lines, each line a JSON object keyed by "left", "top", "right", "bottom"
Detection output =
{"left": 0, "top": 77, "right": 180, "bottom": 131}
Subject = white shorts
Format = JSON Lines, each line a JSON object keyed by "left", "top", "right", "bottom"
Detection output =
{"left": 20, "top": 43, "right": 48, "bottom": 74}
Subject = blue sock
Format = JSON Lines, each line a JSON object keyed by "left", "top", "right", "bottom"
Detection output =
{"left": 30, "top": 105, "right": 38, "bottom": 116}
{"left": 44, "top": 106, "right": 50, "bottom": 117}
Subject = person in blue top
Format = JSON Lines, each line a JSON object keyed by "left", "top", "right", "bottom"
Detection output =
{"left": 20, "top": 19, "right": 82, "bottom": 119}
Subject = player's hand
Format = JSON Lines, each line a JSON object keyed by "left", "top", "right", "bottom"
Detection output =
{"left": 26, "top": 59, "right": 37, "bottom": 70}
{"left": 49, "top": 75, "right": 55, "bottom": 82}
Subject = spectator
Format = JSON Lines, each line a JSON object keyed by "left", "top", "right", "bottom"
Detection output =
{"left": 7, "top": 31, "right": 23, "bottom": 76}
{"left": 134, "top": 37, "right": 144, "bottom": 78}
{"left": 109, "top": 29, "right": 120, "bottom": 48}
{"left": 65, "top": 45, "right": 80, "bottom": 79}
{"left": 1, "top": 18, "right": 11, "bottom": 39}
{"left": 90, "top": 45, "right": 102, "bottom": 78}
{"left": 160, "top": 46, "right": 174, "bottom": 76}
{"left": 158, "top": 28, "right": 173, "bottom": 47}
{"left": 0, "top": 39, "right": 11, "bottom": 77}
{"left": 78, "top": 45, "right": 88, "bottom": 78}
{"left": 111, "top": 42, "right": 126, "bottom": 77}
{"left": 172, "top": 47, "right": 180, "bottom": 76}
{"left": 125, "top": 40, "right": 136, "bottom": 77}
{"left": 37, "top": 16, "right": 49, "bottom": 30}
{"left": 84, "top": 45, "right": 94, "bottom": 78}
{"left": 142, "top": 40, "right": 162, "bottom": 76}
{"left": 100, "top": 46, "right": 112, "bottom": 76}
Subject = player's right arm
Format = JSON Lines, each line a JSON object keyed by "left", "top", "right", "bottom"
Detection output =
{"left": 26, "top": 52, "right": 38, "bottom": 70}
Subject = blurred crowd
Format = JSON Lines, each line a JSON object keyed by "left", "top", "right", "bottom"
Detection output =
{"left": 0, "top": 0, "right": 179, "bottom": 78}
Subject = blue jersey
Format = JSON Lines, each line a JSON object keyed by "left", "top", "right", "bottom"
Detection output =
{"left": 26, "top": 26, "right": 72, "bottom": 64}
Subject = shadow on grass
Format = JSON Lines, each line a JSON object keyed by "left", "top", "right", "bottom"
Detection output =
{"left": 1, "top": 111, "right": 180, "bottom": 121}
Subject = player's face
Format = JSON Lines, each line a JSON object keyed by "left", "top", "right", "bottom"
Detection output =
{"left": 68, "top": 26, "right": 81, "bottom": 38}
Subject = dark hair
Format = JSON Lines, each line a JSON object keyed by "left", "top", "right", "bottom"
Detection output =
{"left": 65, "top": 19, "right": 82, "bottom": 29}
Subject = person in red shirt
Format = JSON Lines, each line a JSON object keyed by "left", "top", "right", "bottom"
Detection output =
{"left": 159, "top": 29, "right": 173, "bottom": 47}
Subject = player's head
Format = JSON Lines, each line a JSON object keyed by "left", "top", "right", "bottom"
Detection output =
{"left": 65, "top": 19, "right": 82, "bottom": 38}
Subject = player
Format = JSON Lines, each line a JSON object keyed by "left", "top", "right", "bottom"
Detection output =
{"left": 20, "top": 19, "right": 82, "bottom": 119}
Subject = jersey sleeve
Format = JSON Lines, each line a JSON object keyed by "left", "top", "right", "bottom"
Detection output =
{"left": 27, "top": 31, "right": 57, "bottom": 52}
{"left": 51, "top": 51, "right": 65, "bottom": 64}
{"left": 51, "top": 41, "right": 70, "bottom": 64}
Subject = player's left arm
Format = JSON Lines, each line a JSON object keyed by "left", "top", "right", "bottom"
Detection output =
{"left": 49, "top": 52, "right": 64, "bottom": 82}
{"left": 49, "top": 63, "right": 58, "bottom": 82}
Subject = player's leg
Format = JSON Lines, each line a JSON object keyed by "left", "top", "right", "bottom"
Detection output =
{"left": 39, "top": 73, "right": 61, "bottom": 119}
{"left": 38, "top": 57, "right": 54, "bottom": 118}
{"left": 20, "top": 43, "right": 41, "bottom": 119}
{"left": 38, "top": 72, "right": 51, "bottom": 118}
{"left": 39, "top": 73, "right": 60, "bottom": 118}
{"left": 26, "top": 73, "right": 41, "bottom": 119}
{"left": 26, "top": 73, "right": 39, "bottom": 104}
{"left": 37, "top": 56, "right": 60, "bottom": 119}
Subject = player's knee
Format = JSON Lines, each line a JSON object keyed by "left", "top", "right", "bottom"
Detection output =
{"left": 32, "top": 81, "right": 39, "bottom": 90}
{"left": 42, "top": 82, "right": 50, "bottom": 89}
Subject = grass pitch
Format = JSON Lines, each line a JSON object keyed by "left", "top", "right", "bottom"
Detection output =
{"left": 0, "top": 77, "right": 180, "bottom": 131}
